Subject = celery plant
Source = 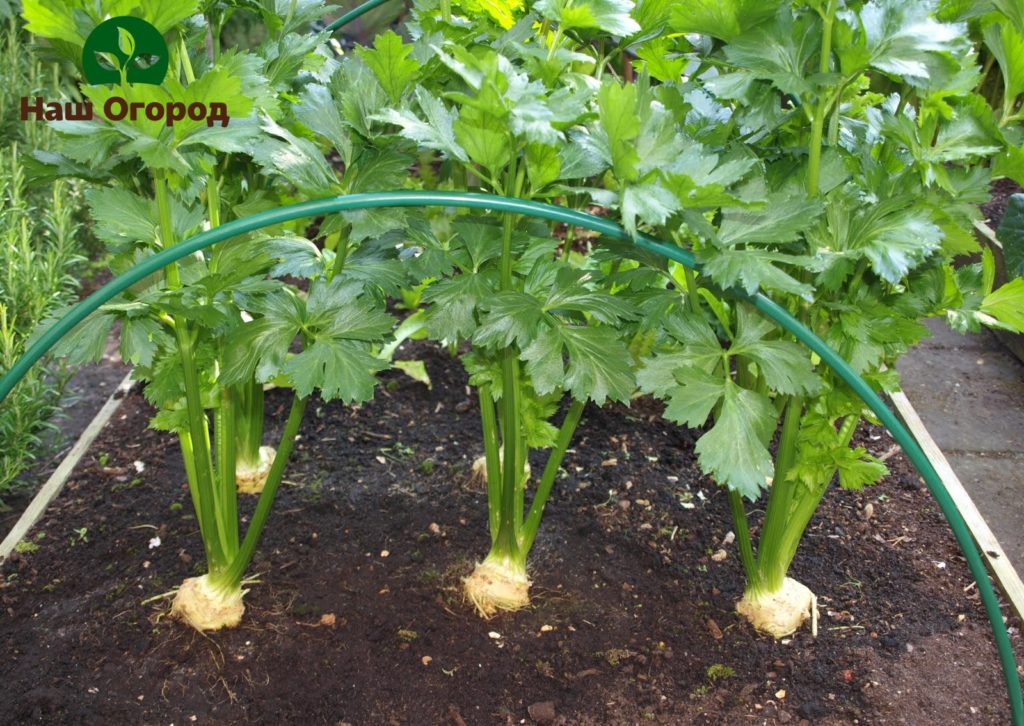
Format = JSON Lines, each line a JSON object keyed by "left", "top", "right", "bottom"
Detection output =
{"left": 369, "top": 7, "right": 643, "bottom": 615}
{"left": 25, "top": 0, "right": 398, "bottom": 630}
{"left": 624, "top": 0, "right": 1024, "bottom": 636}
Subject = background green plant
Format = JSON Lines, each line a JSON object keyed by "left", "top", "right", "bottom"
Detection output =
{"left": 0, "top": 19, "right": 87, "bottom": 503}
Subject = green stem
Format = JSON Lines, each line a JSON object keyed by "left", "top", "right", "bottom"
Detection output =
{"left": 806, "top": 0, "right": 838, "bottom": 197}
{"left": 377, "top": 311, "right": 427, "bottom": 362}
{"left": 178, "top": 430, "right": 215, "bottom": 564}
{"left": 773, "top": 396, "right": 804, "bottom": 486}
{"left": 222, "top": 395, "right": 308, "bottom": 586}
{"left": 493, "top": 362, "right": 520, "bottom": 558}
{"left": 215, "top": 383, "right": 239, "bottom": 556}
{"left": 975, "top": 53, "right": 995, "bottom": 96}
{"left": 751, "top": 396, "right": 803, "bottom": 593}
{"left": 599, "top": 46, "right": 625, "bottom": 81}
{"left": 683, "top": 267, "right": 701, "bottom": 314}
{"left": 728, "top": 489, "right": 757, "bottom": 582}
{"left": 330, "top": 231, "right": 351, "bottom": 281}
{"left": 560, "top": 222, "right": 575, "bottom": 262}
{"left": 211, "top": 18, "right": 222, "bottom": 61}
{"left": 848, "top": 258, "right": 869, "bottom": 291}
{"left": 179, "top": 36, "right": 196, "bottom": 84}
{"left": 156, "top": 174, "right": 225, "bottom": 570}
{"left": 234, "top": 379, "right": 265, "bottom": 469}
{"left": 546, "top": 26, "right": 563, "bottom": 63}
{"left": 827, "top": 80, "right": 849, "bottom": 146}
{"left": 491, "top": 157, "right": 526, "bottom": 562}
{"left": 207, "top": 174, "right": 221, "bottom": 230}
{"left": 440, "top": 0, "right": 451, "bottom": 22}
{"left": 758, "top": 412, "right": 860, "bottom": 592}
{"left": 515, "top": 418, "right": 528, "bottom": 532}
{"left": 479, "top": 384, "right": 502, "bottom": 542}
{"left": 522, "top": 399, "right": 584, "bottom": 553}
{"left": 838, "top": 412, "right": 858, "bottom": 447}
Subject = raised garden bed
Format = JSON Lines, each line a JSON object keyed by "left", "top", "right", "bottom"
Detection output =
{"left": 5, "top": 0, "right": 1024, "bottom": 722}
{"left": 1, "top": 341, "right": 1016, "bottom": 724}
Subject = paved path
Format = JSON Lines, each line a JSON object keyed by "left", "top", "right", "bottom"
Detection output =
{"left": 896, "top": 320, "right": 1024, "bottom": 567}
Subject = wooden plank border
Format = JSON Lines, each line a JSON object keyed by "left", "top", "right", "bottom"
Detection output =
{"left": 0, "top": 371, "right": 135, "bottom": 562}
{"left": 891, "top": 389, "right": 1024, "bottom": 622}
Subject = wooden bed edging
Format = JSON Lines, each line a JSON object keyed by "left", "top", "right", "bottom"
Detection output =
{"left": 0, "top": 372, "right": 135, "bottom": 562}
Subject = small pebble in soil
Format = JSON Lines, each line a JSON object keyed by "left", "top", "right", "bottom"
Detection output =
{"left": 880, "top": 634, "right": 902, "bottom": 650}
{"left": 527, "top": 701, "right": 556, "bottom": 724}
{"left": 799, "top": 701, "right": 827, "bottom": 720}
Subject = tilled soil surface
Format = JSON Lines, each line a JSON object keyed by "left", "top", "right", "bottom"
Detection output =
{"left": 0, "top": 341, "right": 1020, "bottom": 725}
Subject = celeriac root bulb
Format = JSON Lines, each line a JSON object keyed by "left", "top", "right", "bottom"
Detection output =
{"left": 463, "top": 557, "right": 530, "bottom": 617}
{"left": 171, "top": 575, "right": 245, "bottom": 631}
{"left": 236, "top": 445, "right": 276, "bottom": 494}
{"left": 736, "top": 577, "right": 817, "bottom": 638}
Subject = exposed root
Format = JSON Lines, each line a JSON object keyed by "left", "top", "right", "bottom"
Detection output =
{"left": 467, "top": 451, "right": 530, "bottom": 490}
{"left": 170, "top": 575, "right": 245, "bottom": 631}
{"left": 736, "top": 577, "right": 816, "bottom": 638}
{"left": 236, "top": 446, "right": 276, "bottom": 494}
{"left": 468, "top": 455, "right": 489, "bottom": 489}
{"left": 463, "top": 559, "right": 530, "bottom": 618}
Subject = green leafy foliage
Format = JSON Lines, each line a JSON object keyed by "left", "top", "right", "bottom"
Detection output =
{"left": 355, "top": 31, "right": 421, "bottom": 104}
{"left": 668, "top": 0, "right": 783, "bottom": 41}
{"left": 998, "top": 194, "right": 1024, "bottom": 279}
{"left": 536, "top": 0, "right": 641, "bottom": 36}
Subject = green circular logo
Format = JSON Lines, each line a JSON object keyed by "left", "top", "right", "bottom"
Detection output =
{"left": 82, "top": 16, "right": 169, "bottom": 86}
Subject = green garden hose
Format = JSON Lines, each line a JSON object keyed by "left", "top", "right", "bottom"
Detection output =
{"left": 325, "top": 0, "right": 395, "bottom": 32}
{"left": 0, "top": 190, "right": 1019, "bottom": 722}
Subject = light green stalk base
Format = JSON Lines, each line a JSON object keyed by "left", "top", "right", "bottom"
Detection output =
{"left": 236, "top": 445, "right": 276, "bottom": 494}
{"left": 170, "top": 574, "right": 245, "bottom": 631}
{"left": 736, "top": 577, "right": 817, "bottom": 638}
{"left": 463, "top": 554, "right": 530, "bottom": 618}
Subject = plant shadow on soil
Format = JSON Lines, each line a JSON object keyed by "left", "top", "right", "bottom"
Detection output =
{"left": 0, "top": 341, "right": 1019, "bottom": 725}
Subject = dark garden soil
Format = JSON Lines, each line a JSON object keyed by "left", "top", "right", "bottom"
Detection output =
{"left": 1, "top": 340, "right": 1021, "bottom": 725}
{"left": 982, "top": 178, "right": 1022, "bottom": 230}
